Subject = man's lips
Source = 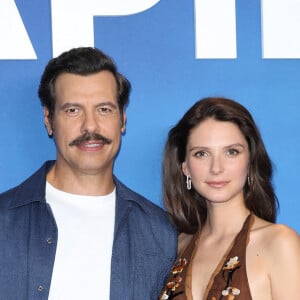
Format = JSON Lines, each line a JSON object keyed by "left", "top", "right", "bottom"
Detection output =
{"left": 76, "top": 140, "right": 106, "bottom": 151}
{"left": 69, "top": 132, "right": 112, "bottom": 147}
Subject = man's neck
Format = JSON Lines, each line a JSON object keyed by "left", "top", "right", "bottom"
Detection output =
{"left": 46, "top": 163, "right": 115, "bottom": 196}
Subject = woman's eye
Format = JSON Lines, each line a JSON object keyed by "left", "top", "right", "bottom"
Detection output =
{"left": 227, "top": 149, "right": 239, "bottom": 156}
{"left": 194, "top": 151, "right": 208, "bottom": 157}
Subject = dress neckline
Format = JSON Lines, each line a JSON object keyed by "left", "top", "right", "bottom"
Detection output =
{"left": 184, "top": 213, "right": 254, "bottom": 300}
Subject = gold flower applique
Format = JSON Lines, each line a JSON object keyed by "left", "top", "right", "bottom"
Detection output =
{"left": 160, "top": 258, "right": 187, "bottom": 300}
{"left": 222, "top": 286, "right": 241, "bottom": 300}
{"left": 220, "top": 256, "right": 241, "bottom": 299}
{"left": 223, "top": 256, "right": 240, "bottom": 271}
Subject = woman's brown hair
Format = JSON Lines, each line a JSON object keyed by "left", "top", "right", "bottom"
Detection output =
{"left": 163, "top": 97, "right": 278, "bottom": 234}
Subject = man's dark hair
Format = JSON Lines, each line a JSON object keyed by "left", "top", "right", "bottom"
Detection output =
{"left": 38, "top": 47, "right": 131, "bottom": 121}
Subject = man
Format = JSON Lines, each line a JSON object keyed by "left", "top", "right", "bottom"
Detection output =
{"left": 0, "top": 47, "right": 177, "bottom": 299}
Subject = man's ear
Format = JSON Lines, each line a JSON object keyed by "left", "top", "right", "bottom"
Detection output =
{"left": 121, "top": 110, "right": 126, "bottom": 133}
{"left": 44, "top": 107, "right": 53, "bottom": 136}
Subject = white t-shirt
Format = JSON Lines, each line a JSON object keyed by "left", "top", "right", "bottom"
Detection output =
{"left": 46, "top": 182, "right": 116, "bottom": 300}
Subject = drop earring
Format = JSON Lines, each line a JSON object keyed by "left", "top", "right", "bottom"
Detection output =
{"left": 247, "top": 175, "right": 251, "bottom": 186}
{"left": 186, "top": 176, "right": 192, "bottom": 190}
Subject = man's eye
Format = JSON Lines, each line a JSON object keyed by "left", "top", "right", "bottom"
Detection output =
{"left": 99, "top": 107, "right": 111, "bottom": 113}
{"left": 65, "top": 107, "right": 79, "bottom": 114}
{"left": 98, "top": 106, "right": 116, "bottom": 114}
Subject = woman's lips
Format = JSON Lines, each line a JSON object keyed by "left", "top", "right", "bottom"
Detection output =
{"left": 206, "top": 181, "right": 229, "bottom": 188}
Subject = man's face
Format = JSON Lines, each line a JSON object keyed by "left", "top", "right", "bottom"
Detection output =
{"left": 44, "top": 71, "right": 126, "bottom": 177}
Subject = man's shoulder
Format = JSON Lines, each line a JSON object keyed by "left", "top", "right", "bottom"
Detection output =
{"left": 114, "top": 177, "right": 167, "bottom": 216}
{"left": 114, "top": 177, "right": 178, "bottom": 256}
{"left": 114, "top": 177, "right": 177, "bottom": 234}
{"left": 0, "top": 161, "right": 53, "bottom": 207}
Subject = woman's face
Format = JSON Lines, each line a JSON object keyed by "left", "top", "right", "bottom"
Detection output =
{"left": 182, "top": 118, "right": 250, "bottom": 206}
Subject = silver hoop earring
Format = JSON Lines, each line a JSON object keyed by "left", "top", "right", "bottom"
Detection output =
{"left": 186, "top": 176, "right": 192, "bottom": 190}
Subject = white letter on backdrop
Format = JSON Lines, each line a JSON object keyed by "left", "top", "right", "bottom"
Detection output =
{"left": 262, "top": 0, "right": 300, "bottom": 58}
{"left": 51, "top": 0, "right": 160, "bottom": 57}
{"left": 194, "top": 0, "right": 237, "bottom": 59}
{"left": 0, "top": 0, "right": 36, "bottom": 59}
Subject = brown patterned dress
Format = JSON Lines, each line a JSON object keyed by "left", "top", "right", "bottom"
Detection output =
{"left": 160, "top": 214, "right": 254, "bottom": 300}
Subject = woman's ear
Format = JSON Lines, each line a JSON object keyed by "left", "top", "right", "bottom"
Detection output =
{"left": 182, "top": 161, "right": 189, "bottom": 177}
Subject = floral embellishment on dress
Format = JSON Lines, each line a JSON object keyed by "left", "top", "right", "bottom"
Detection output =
{"left": 223, "top": 256, "right": 240, "bottom": 271}
{"left": 166, "top": 276, "right": 182, "bottom": 291}
{"left": 218, "top": 256, "right": 241, "bottom": 299}
{"left": 171, "top": 258, "right": 187, "bottom": 275}
{"left": 221, "top": 287, "right": 240, "bottom": 300}
{"left": 160, "top": 258, "right": 187, "bottom": 300}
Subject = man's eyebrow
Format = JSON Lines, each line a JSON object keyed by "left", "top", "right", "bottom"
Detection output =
{"left": 58, "top": 101, "right": 118, "bottom": 110}
{"left": 96, "top": 101, "right": 118, "bottom": 109}
{"left": 59, "top": 102, "right": 82, "bottom": 110}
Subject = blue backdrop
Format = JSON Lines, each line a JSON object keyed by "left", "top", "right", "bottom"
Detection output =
{"left": 0, "top": 0, "right": 299, "bottom": 232}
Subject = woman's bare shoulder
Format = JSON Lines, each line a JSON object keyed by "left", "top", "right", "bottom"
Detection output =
{"left": 251, "top": 216, "right": 300, "bottom": 256}
{"left": 252, "top": 216, "right": 299, "bottom": 236}
{"left": 249, "top": 217, "right": 300, "bottom": 297}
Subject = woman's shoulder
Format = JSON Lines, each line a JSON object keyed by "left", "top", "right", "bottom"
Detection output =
{"left": 250, "top": 216, "right": 300, "bottom": 257}
{"left": 248, "top": 217, "right": 300, "bottom": 297}
{"left": 252, "top": 216, "right": 299, "bottom": 237}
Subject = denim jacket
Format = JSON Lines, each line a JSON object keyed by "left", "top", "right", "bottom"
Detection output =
{"left": 0, "top": 161, "right": 177, "bottom": 299}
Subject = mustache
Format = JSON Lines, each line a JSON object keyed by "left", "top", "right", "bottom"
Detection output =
{"left": 69, "top": 132, "right": 112, "bottom": 146}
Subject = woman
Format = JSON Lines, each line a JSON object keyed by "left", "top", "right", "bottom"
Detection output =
{"left": 160, "top": 97, "right": 300, "bottom": 300}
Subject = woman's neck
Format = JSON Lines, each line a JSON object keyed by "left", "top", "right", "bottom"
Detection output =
{"left": 202, "top": 203, "right": 250, "bottom": 238}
